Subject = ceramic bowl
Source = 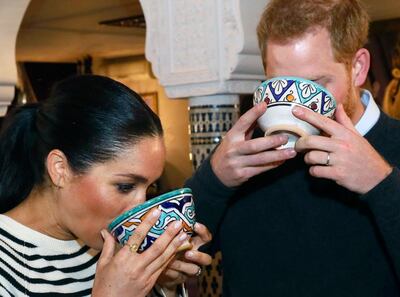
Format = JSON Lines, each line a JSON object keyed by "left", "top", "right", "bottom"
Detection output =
{"left": 108, "top": 188, "right": 195, "bottom": 253}
{"left": 253, "top": 76, "right": 337, "bottom": 149}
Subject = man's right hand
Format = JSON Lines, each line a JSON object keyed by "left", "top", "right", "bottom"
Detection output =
{"left": 211, "top": 102, "right": 297, "bottom": 187}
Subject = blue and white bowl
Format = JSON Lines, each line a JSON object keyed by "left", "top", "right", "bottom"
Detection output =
{"left": 108, "top": 188, "right": 195, "bottom": 252}
{"left": 253, "top": 76, "right": 337, "bottom": 149}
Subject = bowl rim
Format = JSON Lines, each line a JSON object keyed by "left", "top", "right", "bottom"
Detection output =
{"left": 257, "top": 76, "right": 337, "bottom": 107}
{"left": 108, "top": 187, "right": 192, "bottom": 231}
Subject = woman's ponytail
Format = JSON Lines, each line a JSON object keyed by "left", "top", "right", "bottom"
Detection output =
{"left": 0, "top": 104, "right": 43, "bottom": 213}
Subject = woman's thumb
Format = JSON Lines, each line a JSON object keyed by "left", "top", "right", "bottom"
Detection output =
{"left": 97, "top": 229, "right": 116, "bottom": 268}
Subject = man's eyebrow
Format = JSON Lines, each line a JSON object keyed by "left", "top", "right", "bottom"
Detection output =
{"left": 310, "top": 76, "right": 330, "bottom": 82}
{"left": 114, "top": 173, "right": 148, "bottom": 184}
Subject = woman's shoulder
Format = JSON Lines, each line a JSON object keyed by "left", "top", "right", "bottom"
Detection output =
{"left": 0, "top": 214, "right": 34, "bottom": 249}
{"left": 0, "top": 214, "right": 97, "bottom": 255}
{"left": 0, "top": 214, "right": 98, "bottom": 296}
{"left": 0, "top": 213, "right": 100, "bottom": 262}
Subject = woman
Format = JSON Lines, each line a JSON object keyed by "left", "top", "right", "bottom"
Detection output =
{"left": 0, "top": 75, "right": 211, "bottom": 296}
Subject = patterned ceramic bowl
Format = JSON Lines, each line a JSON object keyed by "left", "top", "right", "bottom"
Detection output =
{"left": 253, "top": 76, "right": 337, "bottom": 149}
{"left": 108, "top": 188, "right": 195, "bottom": 253}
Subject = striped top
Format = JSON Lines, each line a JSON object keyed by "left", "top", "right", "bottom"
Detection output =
{"left": 0, "top": 214, "right": 98, "bottom": 296}
{"left": 0, "top": 215, "right": 187, "bottom": 297}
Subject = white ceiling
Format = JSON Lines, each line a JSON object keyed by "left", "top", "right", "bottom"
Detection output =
{"left": 17, "top": 0, "right": 145, "bottom": 62}
{"left": 16, "top": 0, "right": 400, "bottom": 63}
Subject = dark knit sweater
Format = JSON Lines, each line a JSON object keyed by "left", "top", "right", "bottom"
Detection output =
{"left": 186, "top": 111, "right": 400, "bottom": 297}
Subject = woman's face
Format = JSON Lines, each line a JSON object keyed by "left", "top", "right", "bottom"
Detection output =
{"left": 58, "top": 136, "right": 166, "bottom": 250}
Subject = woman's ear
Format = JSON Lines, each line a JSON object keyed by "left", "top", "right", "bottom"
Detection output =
{"left": 352, "top": 48, "right": 370, "bottom": 88}
{"left": 46, "top": 149, "right": 70, "bottom": 188}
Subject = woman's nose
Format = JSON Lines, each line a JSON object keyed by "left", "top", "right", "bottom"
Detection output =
{"left": 124, "top": 192, "right": 146, "bottom": 212}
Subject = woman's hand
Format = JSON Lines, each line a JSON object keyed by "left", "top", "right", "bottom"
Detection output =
{"left": 156, "top": 223, "right": 213, "bottom": 291}
{"left": 92, "top": 209, "right": 187, "bottom": 297}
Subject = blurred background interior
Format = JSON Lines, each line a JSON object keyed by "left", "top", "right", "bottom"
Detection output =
{"left": 2, "top": 0, "right": 400, "bottom": 296}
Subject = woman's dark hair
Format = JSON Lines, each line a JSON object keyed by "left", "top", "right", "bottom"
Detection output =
{"left": 0, "top": 75, "right": 163, "bottom": 213}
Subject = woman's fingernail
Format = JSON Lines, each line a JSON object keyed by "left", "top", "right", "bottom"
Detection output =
{"left": 179, "top": 232, "right": 187, "bottom": 241}
{"left": 100, "top": 229, "right": 107, "bottom": 240}
{"left": 186, "top": 251, "right": 194, "bottom": 258}
{"left": 151, "top": 208, "right": 161, "bottom": 218}
{"left": 173, "top": 221, "right": 182, "bottom": 229}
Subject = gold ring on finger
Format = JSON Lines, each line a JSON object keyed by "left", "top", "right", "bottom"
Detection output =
{"left": 195, "top": 267, "right": 202, "bottom": 277}
{"left": 128, "top": 243, "right": 139, "bottom": 253}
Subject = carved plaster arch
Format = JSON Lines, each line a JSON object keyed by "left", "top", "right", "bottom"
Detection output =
{"left": 140, "top": 0, "right": 267, "bottom": 98}
{"left": 0, "top": 0, "right": 30, "bottom": 115}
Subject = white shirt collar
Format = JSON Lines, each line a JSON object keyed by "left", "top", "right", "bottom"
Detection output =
{"left": 354, "top": 89, "right": 380, "bottom": 136}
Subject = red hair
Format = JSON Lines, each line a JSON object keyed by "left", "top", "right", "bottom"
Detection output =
{"left": 257, "top": 0, "right": 370, "bottom": 67}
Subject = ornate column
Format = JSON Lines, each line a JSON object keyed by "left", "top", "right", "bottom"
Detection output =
{"left": 140, "top": 0, "right": 269, "bottom": 295}
{"left": 0, "top": 0, "right": 30, "bottom": 116}
{"left": 189, "top": 95, "right": 239, "bottom": 169}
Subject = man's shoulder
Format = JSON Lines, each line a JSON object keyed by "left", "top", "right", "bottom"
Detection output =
{"left": 369, "top": 111, "right": 400, "bottom": 165}
{"left": 376, "top": 111, "right": 400, "bottom": 136}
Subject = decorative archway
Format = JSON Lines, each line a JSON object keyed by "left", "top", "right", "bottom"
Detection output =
{"left": 0, "top": 0, "right": 30, "bottom": 115}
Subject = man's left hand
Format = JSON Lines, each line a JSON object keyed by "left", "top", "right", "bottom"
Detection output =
{"left": 293, "top": 104, "right": 392, "bottom": 194}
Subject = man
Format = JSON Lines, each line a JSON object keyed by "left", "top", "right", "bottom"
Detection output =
{"left": 186, "top": 0, "right": 400, "bottom": 296}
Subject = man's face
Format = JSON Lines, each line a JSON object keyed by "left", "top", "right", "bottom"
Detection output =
{"left": 264, "top": 27, "right": 363, "bottom": 121}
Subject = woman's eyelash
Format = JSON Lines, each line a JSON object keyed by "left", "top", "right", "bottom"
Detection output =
{"left": 116, "top": 183, "right": 136, "bottom": 193}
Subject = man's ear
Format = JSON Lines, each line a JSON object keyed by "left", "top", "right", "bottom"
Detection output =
{"left": 352, "top": 48, "right": 370, "bottom": 88}
{"left": 46, "top": 149, "right": 70, "bottom": 188}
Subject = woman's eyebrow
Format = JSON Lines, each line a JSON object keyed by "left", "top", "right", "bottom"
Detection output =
{"left": 114, "top": 173, "right": 148, "bottom": 184}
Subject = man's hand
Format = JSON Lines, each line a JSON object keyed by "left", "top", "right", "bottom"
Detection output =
{"left": 211, "top": 102, "right": 297, "bottom": 187}
{"left": 293, "top": 104, "right": 392, "bottom": 194}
